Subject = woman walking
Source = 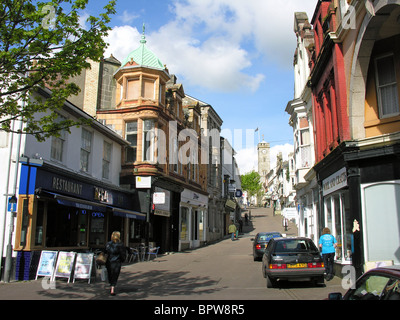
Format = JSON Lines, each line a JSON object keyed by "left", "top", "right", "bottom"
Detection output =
{"left": 105, "top": 231, "right": 126, "bottom": 295}
{"left": 319, "top": 227, "right": 337, "bottom": 281}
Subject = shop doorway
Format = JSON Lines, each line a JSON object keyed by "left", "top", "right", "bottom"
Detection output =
{"left": 109, "top": 214, "right": 124, "bottom": 243}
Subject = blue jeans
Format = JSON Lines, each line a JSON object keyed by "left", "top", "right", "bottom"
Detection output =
{"left": 231, "top": 232, "right": 235, "bottom": 241}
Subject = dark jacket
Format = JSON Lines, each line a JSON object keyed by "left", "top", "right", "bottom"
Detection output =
{"left": 105, "top": 241, "right": 126, "bottom": 263}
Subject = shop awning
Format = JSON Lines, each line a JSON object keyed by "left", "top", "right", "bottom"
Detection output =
{"left": 39, "top": 191, "right": 108, "bottom": 212}
{"left": 38, "top": 190, "right": 145, "bottom": 220}
{"left": 112, "top": 208, "right": 146, "bottom": 221}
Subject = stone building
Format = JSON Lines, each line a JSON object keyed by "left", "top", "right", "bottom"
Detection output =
{"left": 96, "top": 30, "right": 208, "bottom": 252}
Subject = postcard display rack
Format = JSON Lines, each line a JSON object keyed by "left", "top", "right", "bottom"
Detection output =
{"left": 35, "top": 250, "right": 96, "bottom": 283}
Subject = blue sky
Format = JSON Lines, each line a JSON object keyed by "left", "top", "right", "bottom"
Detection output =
{"left": 84, "top": 0, "right": 317, "bottom": 173}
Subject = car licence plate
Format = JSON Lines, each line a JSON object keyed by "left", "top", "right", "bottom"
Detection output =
{"left": 287, "top": 263, "right": 307, "bottom": 268}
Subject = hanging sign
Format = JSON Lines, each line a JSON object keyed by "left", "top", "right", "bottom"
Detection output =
{"left": 35, "top": 250, "right": 58, "bottom": 280}
{"left": 73, "top": 253, "right": 94, "bottom": 283}
{"left": 53, "top": 251, "right": 76, "bottom": 283}
{"left": 136, "top": 176, "right": 151, "bottom": 188}
{"left": 153, "top": 192, "right": 165, "bottom": 204}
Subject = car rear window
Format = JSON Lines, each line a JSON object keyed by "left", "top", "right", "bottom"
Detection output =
{"left": 273, "top": 239, "right": 317, "bottom": 253}
{"left": 259, "top": 233, "right": 281, "bottom": 241}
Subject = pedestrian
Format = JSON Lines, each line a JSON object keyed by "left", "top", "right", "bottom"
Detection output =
{"left": 244, "top": 213, "right": 249, "bottom": 226}
{"left": 319, "top": 227, "right": 337, "bottom": 281}
{"left": 282, "top": 217, "right": 289, "bottom": 231}
{"left": 228, "top": 221, "right": 237, "bottom": 241}
{"left": 105, "top": 231, "right": 126, "bottom": 295}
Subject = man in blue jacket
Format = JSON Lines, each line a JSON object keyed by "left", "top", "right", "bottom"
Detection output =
{"left": 319, "top": 228, "right": 337, "bottom": 281}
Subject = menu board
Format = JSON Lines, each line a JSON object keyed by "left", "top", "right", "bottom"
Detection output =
{"left": 35, "top": 251, "right": 58, "bottom": 280}
{"left": 54, "top": 251, "right": 76, "bottom": 282}
{"left": 73, "top": 253, "right": 94, "bottom": 283}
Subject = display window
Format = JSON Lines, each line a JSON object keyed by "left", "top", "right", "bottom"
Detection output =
{"left": 180, "top": 206, "right": 189, "bottom": 241}
{"left": 34, "top": 199, "right": 109, "bottom": 249}
{"left": 323, "top": 190, "right": 353, "bottom": 263}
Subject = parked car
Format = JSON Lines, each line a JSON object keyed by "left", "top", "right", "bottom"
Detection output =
{"left": 329, "top": 265, "right": 400, "bottom": 300}
{"left": 262, "top": 237, "right": 325, "bottom": 288}
{"left": 251, "top": 232, "right": 282, "bottom": 261}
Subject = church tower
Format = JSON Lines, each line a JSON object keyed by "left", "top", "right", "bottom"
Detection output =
{"left": 257, "top": 140, "right": 270, "bottom": 188}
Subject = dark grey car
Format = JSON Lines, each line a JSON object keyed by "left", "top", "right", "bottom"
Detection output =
{"left": 251, "top": 232, "right": 282, "bottom": 261}
{"left": 262, "top": 237, "right": 325, "bottom": 288}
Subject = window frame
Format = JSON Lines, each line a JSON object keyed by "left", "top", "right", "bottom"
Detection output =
{"left": 374, "top": 52, "right": 400, "bottom": 119}
{"left": 102, "top": 140, "right": 112, "bottom": 180}
{"left": 80, "top": 128, "right": 92, "bottom": 173}
{"left": 50, "top": 114, "right": 67, "bottom": 163}
{"left": 125, "top": 121, "right": 138, "bottom": 163}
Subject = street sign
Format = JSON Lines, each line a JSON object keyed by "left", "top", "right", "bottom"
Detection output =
{"left": 7, "top": 197, "right": 17, "bottom": 212}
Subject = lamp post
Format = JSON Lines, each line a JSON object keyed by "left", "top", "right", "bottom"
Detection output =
{"left": 4, "top": 195, "right": 17, "bottom": 283}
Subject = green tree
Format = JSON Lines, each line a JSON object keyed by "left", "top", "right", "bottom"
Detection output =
{"left": 0, "top": 0, "right": 116, "bottom": 141}
{"left": 240, "top": 170, "right": 263, "bottom": 198}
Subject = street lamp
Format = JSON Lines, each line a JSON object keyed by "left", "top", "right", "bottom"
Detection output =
{"left": 4, "top": 195, "right": 17, "bottom": 282}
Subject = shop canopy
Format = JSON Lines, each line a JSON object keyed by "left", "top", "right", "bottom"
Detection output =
{"left": 37, "top": 190, "right": 146, "bottom": 221}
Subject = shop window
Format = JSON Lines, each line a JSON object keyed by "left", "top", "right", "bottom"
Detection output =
{"left": 323, "top": 190, "right": 352, "bottom": 263}
{"left": 363, "top": 182, "right": 400, "bottom": 264}
{"left": 199, "top": 211, "right": 204, "bottom": 242}
{"left": 334, "top": 195, "right": 342, "bottom": 260}
{"left": 129, "top": 219, "right": 145, "bottom": 243}
{"left": 80, "top": 128, "right": 92, "bottom": 172}
{"left": 375, "top": 54, "right": 399, "bottom": 118}
{"left": 180, "top": 207, "right": 188, "bottom": 241}
{"left": 45, "top": 201, "right": 88, "bottom": 247}
{"left": 20, "top": 199, "right": 30, "bottom": 247}
{"left": 89, "top": 211, "right": 105, "bottom": 246}
{"left": 126, "top": 121, "right": 137, "bottom": 163}
{"left": 102, "top": 140, "right": 112, "bottom": 179}
{"left": 35, "top": 201, "right": 45, "bottom": 246}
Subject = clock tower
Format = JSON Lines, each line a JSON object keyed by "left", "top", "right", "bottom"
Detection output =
{"left": 258, "top": 140, "right": 270, "bottom": 188}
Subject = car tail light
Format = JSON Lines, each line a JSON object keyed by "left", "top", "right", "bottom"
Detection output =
{"left": 256, "top": 244, "right": 262, "bottom": 250}
{"left": 307, "top": 262, "right": 324, "bottom": 268}
{"left": 269, "top": 264, "right": 287, "bottom": 269}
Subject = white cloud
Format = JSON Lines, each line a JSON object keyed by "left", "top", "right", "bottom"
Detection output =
{"left": 104, "top": 0, "right": 316, "bottom": 93}
{"left": 235, "top": 146, "right": 258, "bottom": 175}
{"left": 118, "top": 10, "right": 139, "bottom": 24}
{"left": 269, "top": 143, "right": 294, "bottom": 169}
{"left": 235, "top": 143, "right": 294, "bottom": 176}
{"left": 104, "top": 25, "right": 141, "bottom": 60}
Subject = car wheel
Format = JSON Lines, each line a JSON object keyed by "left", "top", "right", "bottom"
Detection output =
{"left": 266, "top": 276, "right": 275, "bottom": 288}
{"left": 261, "top": 264, "right": 267, "bottom": 278}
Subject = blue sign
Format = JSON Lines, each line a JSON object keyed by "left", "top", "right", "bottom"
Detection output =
{"left": 7, "top": 197, "right": 17, "bottom": 212}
